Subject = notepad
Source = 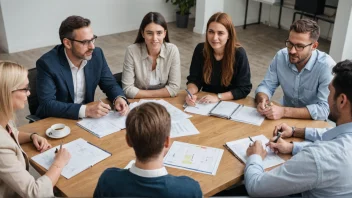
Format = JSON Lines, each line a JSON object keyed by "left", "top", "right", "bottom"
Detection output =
{"left": 224, "top": 135, "right": 285, "bottom": 169}
{"left": 184, "top": 101, "right": 265, "bottom": 126}
{"left": 164, "top": 141, "right": 224, "bottom": 175}
{"left": 32, "top": 138, "right": 111, "bottom": 179}
{"left": 77, "top": 111, "right": 126, "bottom": 138}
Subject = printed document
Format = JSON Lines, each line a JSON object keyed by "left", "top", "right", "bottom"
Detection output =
{"left": 171, "top": 119, "right": 199, "bottom": 138}
{"left": 164, "top": 141, "right": 223, "bottom": 175}
{"left": 225, "top": 135, "right": 285, "bottom": 168}
{"left": 32, "top": 138, "right": 111, "bottom": 179}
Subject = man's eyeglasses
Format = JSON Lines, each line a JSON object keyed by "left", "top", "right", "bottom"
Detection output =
{"left": 285, "top": 40, "right": 313, "bottom": 52}
{"left": 12, "top": 87, "right": 31, "bottom": 93}
{"left": 67, "top": 35, "right": 98, "bottom": 46}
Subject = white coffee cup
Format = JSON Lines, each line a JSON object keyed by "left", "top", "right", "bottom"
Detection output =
{"left": 49, "top": 123, "right": 67, "bottom": 137}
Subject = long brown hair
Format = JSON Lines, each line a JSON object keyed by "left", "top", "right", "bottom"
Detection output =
{"left": 203, "top": 12, "right": 240, "bottom": 86}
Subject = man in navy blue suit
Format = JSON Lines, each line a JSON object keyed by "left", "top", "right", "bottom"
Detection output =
{"left": 36, "top": 15, "right": 129, "bottom": 120}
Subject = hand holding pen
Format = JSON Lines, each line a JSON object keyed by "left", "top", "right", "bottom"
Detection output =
{"left": 266, "top": 132, "right": 294, "bottom": 154}
{"left": 53, "top": 141, "right": 71, "bottom": 168}
{"left": 185, "top": 89, "right": 197, "bottom": 106}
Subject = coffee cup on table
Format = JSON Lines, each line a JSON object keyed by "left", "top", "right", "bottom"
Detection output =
{"left": 49, "top": 123, "right": 67, "bottom": 138}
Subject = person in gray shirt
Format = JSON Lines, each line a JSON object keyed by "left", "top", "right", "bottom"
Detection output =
{"left": 246, "top": 59, "right": 352, "bottom": 198}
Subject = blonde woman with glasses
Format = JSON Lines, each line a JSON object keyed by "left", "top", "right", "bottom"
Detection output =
{"left": 0, "top": 61, "right": 71, "bottom": 198}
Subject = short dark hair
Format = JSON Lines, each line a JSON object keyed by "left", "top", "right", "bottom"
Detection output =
{"left": 332, "top": 60, "right": 352, "bottom": 111}
{"left": 125, "top": 102, "right": 171, "bottom": 162}
{"left": 290, "top": 19, "right": 320, "bottom": 41}
{"left": 134, "top": 12, "right": 170, "bottom": 43}
{"left": 59, "top": 15, "right": 91, "bottom": 44}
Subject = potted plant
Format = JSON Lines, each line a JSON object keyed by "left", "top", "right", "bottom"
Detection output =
{"left": 166, "top": 0, "right": 196, "bottom": 28}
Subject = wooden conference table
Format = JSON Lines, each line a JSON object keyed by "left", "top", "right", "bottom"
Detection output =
{"left": 20, "top": 91, "right": 330, "bottom": 197}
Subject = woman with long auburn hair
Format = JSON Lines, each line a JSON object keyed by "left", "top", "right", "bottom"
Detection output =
{"left": 185, "top": 12, "right": 252, "bottom": 105}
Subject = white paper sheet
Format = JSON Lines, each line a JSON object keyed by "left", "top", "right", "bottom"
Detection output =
{"left": 124, "top": 160, "right": 135, "bottom": 169}
{"left": 210, "top": 101, "right": 241, "bottom": 118}
{"left": 164, "top": 141, "right": 223, "bottom": 175}
{"left": 225, "top": 135, "right": 285, "bottom": 168}
{"left": 77, "top": 111, "right": 126, "bottom": 138}
{"left": 32, "top": 138, "right": 111, "bottom": 179}
{"left": 231, "top": 106, "right": 265, "bottom": 126}
{"left": 171, "top": 119, "right": 200, "bottom": 138}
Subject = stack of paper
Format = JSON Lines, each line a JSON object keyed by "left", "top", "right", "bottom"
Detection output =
{"left": 230, "top": 106, "right": 265, "bottom": 126}
{"left": 225, "top": 135, "right": 285, "bottom": 168}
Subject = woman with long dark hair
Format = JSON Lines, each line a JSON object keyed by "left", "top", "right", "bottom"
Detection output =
{"left": 122, "top": 12, "right": 181, "bottom": 99}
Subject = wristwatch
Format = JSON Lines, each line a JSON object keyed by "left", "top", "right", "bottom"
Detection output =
{"left": 217, "top": 93, "right": 222, "bottom": 100}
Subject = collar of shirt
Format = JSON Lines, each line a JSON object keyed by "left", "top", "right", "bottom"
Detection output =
{"left": 129, "top": 163, "right": 168, "bottom": 178}
{"left": 64, "top": 48, "right": 88, "bottom": 69}
{"left": 322, "top": 122, "right": 352, "bottom": 141}
{"left": 141, "top": 43, "right": 166, "bottom": 60}
{"left": 286, "top": 49, "right": 317, "bottom": 72}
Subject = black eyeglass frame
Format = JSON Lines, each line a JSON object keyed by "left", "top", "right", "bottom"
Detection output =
{"left": 66, "top": 35, "right": 98, "bottom": 46}
{"left": 285, "top": 40, "right": 313, "bottom": 51}
{"left": 12, "top": 87, "right": 31, "bottom": 92}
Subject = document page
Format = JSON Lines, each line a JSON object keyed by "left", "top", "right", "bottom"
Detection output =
{"left": 164, "top": 141, "right": 223, "bottom": 175}
{"left": 225, "top": 135, "right": 284, "bottom": 168}
{"left": 184, "top": 102, "right": 218, "bottom": 116}
{"left": 171, "top": 119, "right": 199, "bottom": 138}
{"left": 231, "top": 106, "right": 265, "bottom": 126}
{"left": 32, "top": 138, "right": 111, "bottom": 179}
{"left": 77, "top": 111, "right": 126, "bottom": 138}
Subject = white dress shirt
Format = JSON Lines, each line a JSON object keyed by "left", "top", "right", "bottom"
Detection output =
{"left": 129, "top": 163, "right": 168, "bottom": 178}
{"left": 64, "top": 49, "right": 87, "bottom": 118}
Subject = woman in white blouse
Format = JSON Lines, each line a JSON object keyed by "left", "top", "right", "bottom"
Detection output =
{"left": 0, "top": 61, "right": 71, "bottom": 198}
{"left": 122, "top": 12, "right": 181, "bottom": 99}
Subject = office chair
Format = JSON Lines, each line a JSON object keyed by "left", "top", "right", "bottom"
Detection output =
{"left": 26, "top": 68, "right": 40, "bottom": 122}
{"left": 113, "top": 72, "right": 123, "bottom": 88}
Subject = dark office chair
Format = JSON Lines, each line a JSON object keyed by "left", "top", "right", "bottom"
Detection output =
{"left": 26, "top": 68, "right": 40, "bottom": 122}
{"left": 113, "top": 72, "right": 123, "bottom": 88}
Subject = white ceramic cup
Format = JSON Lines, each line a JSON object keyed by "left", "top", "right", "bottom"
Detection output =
{"left": 49, "top": 123, "right": 66, "bottom": 137}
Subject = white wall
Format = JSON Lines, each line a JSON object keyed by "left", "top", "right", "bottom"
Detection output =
{"left": 0, "top": 0, "right": 176, "bottom": 53}
{"left": 194, "top": 0, "right": 224, "bottom": 34}
{"left": 0, "top": 3, "right": 8, "bottom": 53}
{"left": 330, "top": 0, "right": 352, "bottom": 61}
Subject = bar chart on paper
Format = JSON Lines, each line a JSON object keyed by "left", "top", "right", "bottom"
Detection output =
{"left": 164, "top": 141, "right": 223, "bottom": 175}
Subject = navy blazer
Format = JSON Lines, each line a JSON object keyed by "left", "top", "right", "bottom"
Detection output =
{"left": 36, "top": 45, "right": 124, "bottom": 120}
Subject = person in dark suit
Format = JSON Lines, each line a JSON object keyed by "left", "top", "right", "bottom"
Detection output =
{"left": 36, "top": 16, "right": 129, "bottom": 120}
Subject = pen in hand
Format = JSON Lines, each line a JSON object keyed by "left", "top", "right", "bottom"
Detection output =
{"left": 273, "top": 132, "right": 282, "bottom": 143}
{"left": 55, "top": 141, "right": 63, "bottom": 154}
{"left": 248, "top": 136, "right": 254, "bottom": 143}
{"left": 99, "top": 99, "right": 114, "bottom": 112}
{"left": 185, "top": 89, "right": 197, "bottom": 106}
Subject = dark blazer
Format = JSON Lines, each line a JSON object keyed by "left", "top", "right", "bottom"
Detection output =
{"left": 36, "top": 45, "right": 124, "bottom": 120}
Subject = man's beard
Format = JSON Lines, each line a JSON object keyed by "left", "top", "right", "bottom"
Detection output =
{"left": 328, "top": 103, "right": 338, "bottom": 123}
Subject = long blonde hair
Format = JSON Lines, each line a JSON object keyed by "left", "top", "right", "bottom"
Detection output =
{"left": 0, "top": 61, "right": 28, "bottom": 121}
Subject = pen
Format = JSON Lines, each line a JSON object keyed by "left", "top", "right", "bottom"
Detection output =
{"left": 185, "top": 89, "right": 193, "bottom": 99}
{"left": 55, "top": 141, "right": 63, "bottom": 154}
{"left": 273, "top": 132, "right": 282, "bottom": 143}
{"left": 99, "top": 99, "right": 114, "bottom": 112}
{"left": 248, "top": 136, "right": 254, "bottom": 143}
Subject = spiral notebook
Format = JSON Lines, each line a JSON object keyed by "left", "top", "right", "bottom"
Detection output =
{"left": 77, "top": 111, "right": 126, "bottom": 138}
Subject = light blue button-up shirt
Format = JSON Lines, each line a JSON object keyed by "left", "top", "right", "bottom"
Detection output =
{"left": 245, "top": 122, "right": 352, "bottom": 198}
{"left": 255, "top": 48, "right": 335, "bottom": 120}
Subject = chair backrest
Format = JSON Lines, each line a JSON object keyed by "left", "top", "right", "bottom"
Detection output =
{"left": 113, "top": 72, "right": 123, "bottom": 88}
{"left": 27, "top": 68, "right": 39, "bottom": 115}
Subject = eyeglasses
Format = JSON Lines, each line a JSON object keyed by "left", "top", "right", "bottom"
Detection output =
{"left": 67, "top": 35, "right": 98, "bottom": 46}
{"left": 285, "top": 40, "right": 313, "bottom": 52}
{"left": 12, "top": 87, "right": 31, "bottom": 93}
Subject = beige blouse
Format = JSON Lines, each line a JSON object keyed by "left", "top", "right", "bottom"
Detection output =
{"left": 0, "top": 122, "right": 54, "bottom": 198}
{"left": 122, "top": 42, "right": 181, "bottom": 98}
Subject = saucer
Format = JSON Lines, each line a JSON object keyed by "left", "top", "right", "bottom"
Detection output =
{"left": 46, "top": 126, "right": 70, "bottom": 139}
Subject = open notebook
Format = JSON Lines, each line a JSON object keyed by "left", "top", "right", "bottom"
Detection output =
{"left": 184, "top": 101, "right": 265, "bottom": 126}
{"left": 224, "top": 135, "right": 285, "bottom": 169}
{"left": 32, "top": 138, "right": 111, "bottom": 179}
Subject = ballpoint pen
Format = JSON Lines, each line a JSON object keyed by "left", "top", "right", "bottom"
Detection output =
{"left": 55, "top": 141, "right": 63, "bottom": 153}
{"left": 99, "top": 99, "right": 114, "bottom": 112}
{"left": 273, "top": 132, "right": 282, "bottom": 143}
{"left": 248, "top": 136, "right": 254, "bottom": 143}
{"left": 185, "top": 89, "right": 197, "bottom": 107}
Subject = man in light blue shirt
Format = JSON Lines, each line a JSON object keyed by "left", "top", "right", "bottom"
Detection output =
{"left": 255, "top": 19, "right": 335, "bottom": 120}
{"left": 245, "top": 60, "right": 352, "bottom": 197}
